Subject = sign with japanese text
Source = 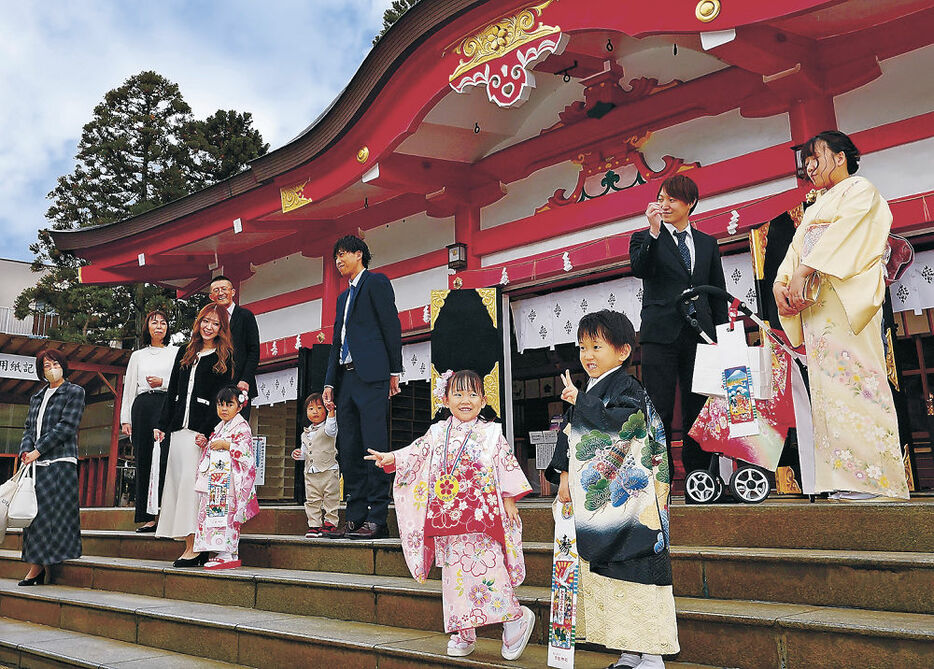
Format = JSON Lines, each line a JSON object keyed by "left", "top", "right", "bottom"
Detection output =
{"left": 0, "top": 354, "right": 37, "bottom": 380}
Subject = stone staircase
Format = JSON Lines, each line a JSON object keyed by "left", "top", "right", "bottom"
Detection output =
{"left": 0, "top": 498, "right": 931, "bottom": 668}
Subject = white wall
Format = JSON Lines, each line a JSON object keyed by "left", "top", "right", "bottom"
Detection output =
{"left": 0, "top": 258, "right": 45, "bottom": 308}
{"left": 239, "top": 253, "right": 322, "bottom": 304}
{"left": 642, "top": 108, "right": 791, "bottom": 169}
{"left": 366, "top": 213, "right": 454, "bottom": 268}
{"left": 836, "top": 45, "right": 934, "bottom": 136}
{"left": 481, "top": 161, "right": 580, "bottom": 230}
{"left": 390, "top": 266, "right": 450, "bottom": 312}
{"left": 255, "top": 299, "right": 322, "bottom": 341}
{"left": 859, "top": 137, "right": 934, "bottom": 201}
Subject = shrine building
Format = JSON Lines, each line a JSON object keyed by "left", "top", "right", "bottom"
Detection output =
{"left": 52, "top": 0, "right": 934, "bottom": 499}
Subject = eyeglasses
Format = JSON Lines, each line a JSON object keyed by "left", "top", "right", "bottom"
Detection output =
{"left": 210, "top": 287, "right": 231, "bottom": 295}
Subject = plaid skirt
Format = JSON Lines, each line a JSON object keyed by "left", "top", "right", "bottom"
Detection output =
{"left": 21, "top": 461, "right": 82, "bottom": 566}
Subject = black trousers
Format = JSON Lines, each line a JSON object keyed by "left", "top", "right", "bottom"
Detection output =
{"left": 131, "top": 391, "right": 170, "bottom": 523}
{"left": 335, "top": 369, "right": 392, "bottom": 528}
{"left": 641, "top": 327, "right": 712, "bottom": 474}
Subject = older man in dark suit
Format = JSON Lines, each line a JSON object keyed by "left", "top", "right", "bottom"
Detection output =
{"left": 208, "top": 275, "right": 259, "bottom": 420}
{"left": 323, "top": 235, "right": 402, "bottom": 539}
{"left": 630, "top": 174, "right": 728, "bottom": 480}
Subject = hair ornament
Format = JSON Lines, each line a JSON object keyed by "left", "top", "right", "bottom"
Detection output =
{"left": 238, "top": 390, "right": 249, "bottom": 405}
{"left": 434, "top": 369, "right": 454, "bottom": 403}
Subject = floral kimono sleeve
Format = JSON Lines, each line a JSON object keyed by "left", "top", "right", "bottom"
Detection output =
{"left": 392, "top": 429, "right": 439, "bottom": 583}
{"left": 229, "top": 425, "right": 259, "bottom": 524}
{"left": 493, "top": 434, "right": 532, "bottom": 500}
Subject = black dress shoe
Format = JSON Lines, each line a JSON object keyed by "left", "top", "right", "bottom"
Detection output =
{"left": 136, "top": 524, "right": 157, "bottom": 533}
{"left": 347, "top": 522, "right": 388, "bottom": 540}
{"left": 173, "top": 552, "right": 208, "bottom": 567}
{"left": 18, "top": 568, "right": 47, "bottom": 586}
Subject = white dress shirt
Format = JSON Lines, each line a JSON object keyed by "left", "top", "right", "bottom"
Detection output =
{"left": 650, "top": 223, "right": 695, "bottom": 272}
{"left": 340, "top": 270, "right": 366, "bottom": 364}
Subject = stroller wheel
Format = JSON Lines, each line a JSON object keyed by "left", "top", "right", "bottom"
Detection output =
{"left": 685, "top": 469, "right": 722, "bottom": 504}
{"left": 730, "top": 466, "right": 771, "bottom": 504}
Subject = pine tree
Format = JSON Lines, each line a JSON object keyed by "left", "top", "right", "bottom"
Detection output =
{"left": 15, "top": 71, "right": 268, "bottom": 346}
{"left": 373, "top": 0, "right": 420, "bottom": 45}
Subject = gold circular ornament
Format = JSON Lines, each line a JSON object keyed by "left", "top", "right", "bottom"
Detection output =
{"left": 695, "top": 0, "right": 720, "bottom": 22}
{"left": 434, "top": 474, "right": 460, "bottom": 502}
{"left": 356, "top": 146, "right": 370, "bottom": 163}
{"left": 452, "top": 277, "right": 464, "bottom": 289}
{"left": 316, "top": 332, "right": 326, "bottom": 343}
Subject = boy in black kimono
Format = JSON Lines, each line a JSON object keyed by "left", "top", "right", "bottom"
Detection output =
{"left": 546, "top": 310, "right": 679, "bottom": 669}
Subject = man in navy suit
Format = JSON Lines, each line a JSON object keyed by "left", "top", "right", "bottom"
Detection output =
{"left": 209, "top": 275, "right": 259, "bottom": 420}
{"left": 630, "top": 174, "right": 728, "bottom": 480}
{"left": 323, "top": 235, "right": 402, "bottom": 539}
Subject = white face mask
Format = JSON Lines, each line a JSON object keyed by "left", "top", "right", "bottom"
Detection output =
{"left": 44, "top": 367, "right": 63, "bottom": 383}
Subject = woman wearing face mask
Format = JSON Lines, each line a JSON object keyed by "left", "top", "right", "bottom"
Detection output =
{"left": 773, "top": 130, "right": 909, "bottom": 501}
{"left": 17, "top": 349, "right": 86, "bottom": 586}
{"left": 120, "top": 309, "right": 179, "bottom": 532}
{"left": 154, "top": 303, "right": 235, "bottom": 566}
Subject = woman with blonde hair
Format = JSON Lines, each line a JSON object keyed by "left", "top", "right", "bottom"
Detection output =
{"left": 154, "top": 303, "right": 235, "bottom": 565}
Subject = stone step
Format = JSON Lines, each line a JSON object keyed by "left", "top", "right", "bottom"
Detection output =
{"left": 0, "top": 577, "right": 930, "bottom": 669}
{"left": 0, "top": 616, "right": 248, "bottom": 668}
{"left": 79, "top": 498, "right": 934, "bottom": 551}
{"left": 5, "top": 529, "right": 932, "bottom": 614}
{"left": 0, "top": 579, "right": 630, "bottom": 669}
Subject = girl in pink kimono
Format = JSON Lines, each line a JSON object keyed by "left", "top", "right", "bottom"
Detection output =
{"left": 367, "top": 369, "right": 535, "bottom": 660}
{"left": 194, "top": 386, "right": 260, "bottom": 569}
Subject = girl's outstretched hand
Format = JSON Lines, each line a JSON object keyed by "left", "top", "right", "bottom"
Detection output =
{"left": 503, "top": 496, "right": 519, "bottom": 522}
{"left": 560, "top": 370, "right": 578, "bottom": 405}
{"left": 365, "top": 448, "right": 395, "bottom": 470}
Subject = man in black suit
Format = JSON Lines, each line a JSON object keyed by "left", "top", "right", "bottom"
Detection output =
{"left": 209, "top": 275, "right": 260, "bottom": 420}
{"left": 323, "top": 236, "right": 402, "bottom": 539}
{"left": 630, "top": 174, "right": 728, "bottom": 477}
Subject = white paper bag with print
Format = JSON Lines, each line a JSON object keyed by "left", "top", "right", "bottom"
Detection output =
{"left": 548, "top": 500, "right": 579, "bottom": 669}
{"left": 693, "top": 341, "right": 772, "bottom": 399}
{"left": 717, "top": 323, "right": 760, "bottom": 438}
{"left": 147, "top": 440, "right": 161, "bottom": 515}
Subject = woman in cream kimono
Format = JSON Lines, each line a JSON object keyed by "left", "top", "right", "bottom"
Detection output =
{"left": 773, "top": 130, "right": 909, "bottom": 500}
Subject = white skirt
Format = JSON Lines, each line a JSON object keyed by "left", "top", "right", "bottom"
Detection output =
{"left": 155, "top": 429, "right": 201, "bottom": 539}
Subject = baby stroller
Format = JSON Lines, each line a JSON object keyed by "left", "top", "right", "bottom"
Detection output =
{"left": 677, "top": 286, "right": 805, "bottom": 504}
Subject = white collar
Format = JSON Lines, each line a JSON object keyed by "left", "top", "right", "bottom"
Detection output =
{"left": 214, "top": 412, "right": 247, "bottom": 436}
{"left": 586, "top": 365, "right": 622, "bottom": 390}
{"left": 226, "top": 302, "right": 236, "bottom": 316}
{"left": 349, "top": 269, "right": 366, "bottom": 288}
{"left": 664, "top": 222, "right": 693, "bottom": 239}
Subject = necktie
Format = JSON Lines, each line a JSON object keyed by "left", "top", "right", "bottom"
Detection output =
{"left": 675, "top": 230, "right": 696, "bottom": 315}
{"left": 340, "top": 283, "right": 357, "bottom": 364}
{"left": 675, "top": 230, "right": 691, "bottom": 272}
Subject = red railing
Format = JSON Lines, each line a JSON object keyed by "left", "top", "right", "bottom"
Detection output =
{"left": 78, "top": 455, "right": 109, "bottom": 507}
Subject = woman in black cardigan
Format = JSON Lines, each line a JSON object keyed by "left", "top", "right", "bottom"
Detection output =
{"left": 18, "top": 349, "right": 86, "bottom": 586}
{"left": 154, "top": 303, "right": 235, "bottom": 566}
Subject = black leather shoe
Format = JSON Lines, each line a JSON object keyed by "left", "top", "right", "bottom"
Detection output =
{"left": 347, "top": 522, "right": 388, "bottom": 539}
{"left": 136, "top": 524, "right": 157, "bottom": 533}
{"left": 18, "top": 568, "right": 47, "bottom": 586}
{"left": 173, "top": 552, "right": 208, "bottom": 567}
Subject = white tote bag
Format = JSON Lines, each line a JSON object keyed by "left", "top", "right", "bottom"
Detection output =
{"left": 7, "top": 462, "right": 38, "bottom": 529}
{"left": 0, "top": 465, "right": 29, "bottom": 541}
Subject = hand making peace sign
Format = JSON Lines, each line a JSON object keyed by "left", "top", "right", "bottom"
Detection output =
{"left": 560, "top": 370, "right": 579, "bottom": 406}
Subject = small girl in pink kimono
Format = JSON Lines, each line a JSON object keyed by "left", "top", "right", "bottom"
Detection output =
{"left": 366, "top": 369, "right": 535, "bottom": 660}
{"left": 194, "top": 385, "right": 260, "bottom": 570}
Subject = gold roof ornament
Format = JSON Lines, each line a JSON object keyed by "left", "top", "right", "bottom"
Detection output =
{"left": 695, "top": 0, "right": 721, "bottom": 23}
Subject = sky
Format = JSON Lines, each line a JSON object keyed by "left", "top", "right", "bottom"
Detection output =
{"left": 0, "top": 0, "right": 390, "bottom": 261}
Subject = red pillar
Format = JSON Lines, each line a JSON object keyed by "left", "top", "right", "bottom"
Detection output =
{"left": 321, "top": 248, "right": 341, "bottom": 339}
{"left": 104, "top": 373, "right": 123, "bottom": 507}
{"left": 454, "top": 205, "right": 482, "bottom": 270}
{"left": 789, "top": 96, "right": 838, "bottom": 145}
